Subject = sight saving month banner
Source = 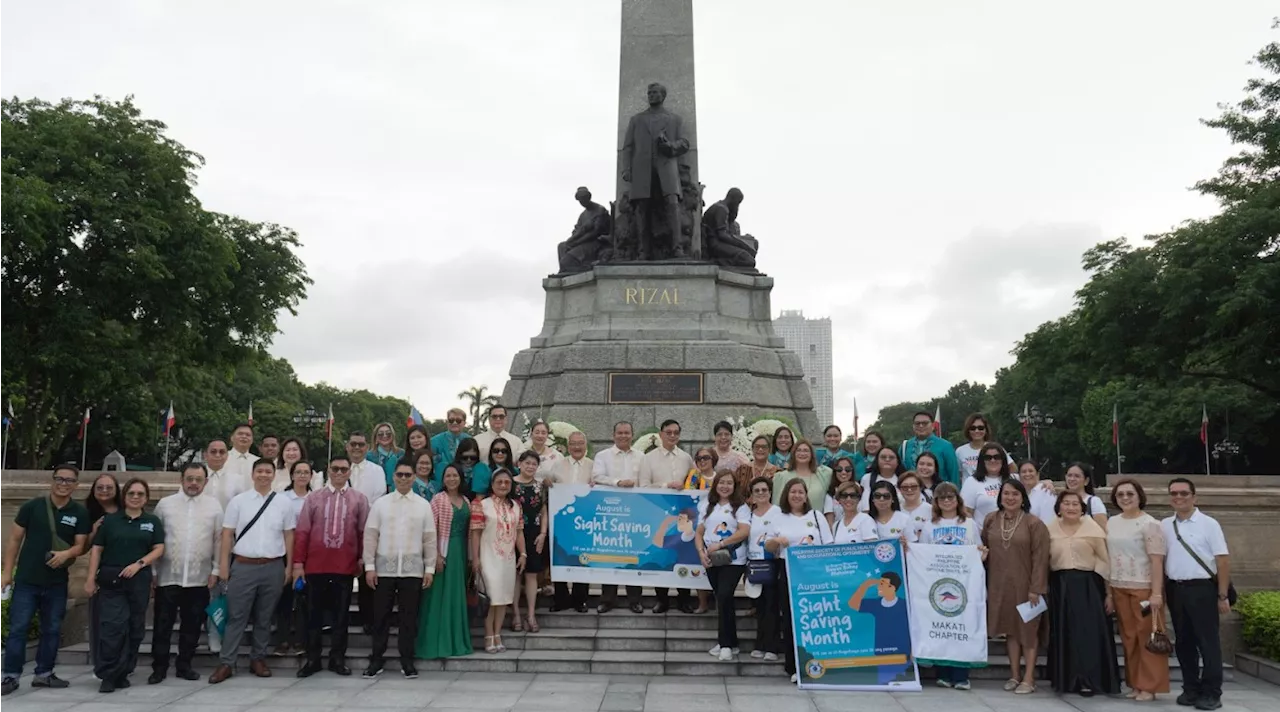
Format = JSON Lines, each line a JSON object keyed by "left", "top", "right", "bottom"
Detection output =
{"left": 905, "top": 543, "right": 989, "bottom": 667}
{"left": 786, "top": 540, "right": 921, "bottom": 691}
{"left": 550, "top": 484, "right": 711, "bottom": 591}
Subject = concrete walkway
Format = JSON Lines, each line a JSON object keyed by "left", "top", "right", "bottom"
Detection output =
{"left": 1, "top": 667, "right": 1277, "bottom": 712}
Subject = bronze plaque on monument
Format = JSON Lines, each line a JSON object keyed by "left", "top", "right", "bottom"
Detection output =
{"left": 608, "top": 372, "right": 705, "bottom": 404}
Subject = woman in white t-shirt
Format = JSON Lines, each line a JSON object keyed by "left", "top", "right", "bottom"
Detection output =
{"left": 868, "top": 480, "right": 917, "bottom": 543}
{"left": 696, "top": 472, "right": 751, "bottom": 661}
{"left": 744, "top": 475, "right": 782, "bottom": 662}
{"left": 830, "top": 482, "right": 876, "bottom": 543}
{"left": 954, "top": 413, "right": 1014, "bottom": 479}
{"left": 859, "top": 447, "right": 904, "bottom": 512}
{"left": 1017, "top": 460, "right": 1058, "bottom": 522}
{"left": 823, "top": 456, "right": 860, "bottom": 527}
{"left": 912, "top": 452, "right": 940, "bottom": 501}
{"left": 1065, "top": 462, "right": 1108, "bottom": 530}
{"left": 961, "top": 442, "right": 1011, "bottom": 530}
{"left": 765, "top": 478, "right": 834, "bottom": 682}
{"left": 897, "top": 472, "right": 933, "bottom": 540}
{"left": 916, "top": 481, "right": 988, "bottom": 690}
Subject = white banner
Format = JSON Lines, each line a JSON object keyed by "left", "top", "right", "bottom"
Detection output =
{"left": 906, "top": 543, "right": 988, "bottom": 667}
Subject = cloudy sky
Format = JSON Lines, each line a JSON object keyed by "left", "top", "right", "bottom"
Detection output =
{"left": 4, "top": 1, "right": 1274, "bottom": 430}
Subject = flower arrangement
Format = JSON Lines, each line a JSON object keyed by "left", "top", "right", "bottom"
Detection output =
{"left": 717, "top": 415, "right": 799, "bottom": 456}
{"left": 518, "top": 414, "right": 590, "bottom": 456}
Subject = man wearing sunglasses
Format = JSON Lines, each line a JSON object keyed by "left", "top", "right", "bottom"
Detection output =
{"left": 430, "top": 408, "right": 469, "bottom": 477}
{"left": 473, "top": 405, "right": 523, "bottom": 463}
{"left": 898, "top": 410, "right": 959, "bottom": 487}
{"left": 2, "top": 465, "right": 90, "bottom": 696}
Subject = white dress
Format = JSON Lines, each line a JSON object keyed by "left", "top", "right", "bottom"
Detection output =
{"left": 476, "top": 497, "right": 520, "bottom": 605}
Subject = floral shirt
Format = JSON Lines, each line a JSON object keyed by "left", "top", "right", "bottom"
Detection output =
{"left": 512, "top": 478, "right": 545, "bottom": 531}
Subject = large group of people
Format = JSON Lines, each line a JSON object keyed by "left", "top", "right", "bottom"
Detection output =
{"left": 0, "top": 406, "right": 1237, "bottom": 709}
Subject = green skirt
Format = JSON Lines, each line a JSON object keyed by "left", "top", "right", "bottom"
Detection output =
{"left": 416, "top": 521, "right": 473, "bottom": 658}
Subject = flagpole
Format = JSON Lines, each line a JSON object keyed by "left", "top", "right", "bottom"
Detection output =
{"left": 163, "top": 433, "right": 171, "bottom": 472}
{"left": 326, "top": 402, "right": 333, "bottom": 467}
{"left": 1, "top": 427, "right": 8, "bottom": 474}
{"left": 80, "top": 425, "right": 88, "bottom": 471}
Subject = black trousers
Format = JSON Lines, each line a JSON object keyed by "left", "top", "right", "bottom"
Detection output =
{"left": 370, "top": 576, "right": 422, "bottom": 665}
{"left": 655, "top": 588, "right": 692, "bottom": 606}
{"left": 357, "top": 574, "right": 374, "bottom": 630}
{"left": 95, "top": 570, "right": 151, "bottom": 683}
{"left": 753, "top": 563, "right": 781, "bottom": 654}
{"left": 553, "top": 582, "right": 588, "bottom": 609}
{"left": 600, "top": 585, "right": 641, "bottom": 605}
{"left": 708, "top": 565, "right": 745, "bottom": 648}
{"left": 150, "top": 584, "right": 210, "bottom": 675}
{"left": 778, "top": 565, "right": 797, "bottom": 675}
{"left": 305, "top": 574, "right": 353, "bottom": 664}
{"left": 1168, "top": 579, "right": 1223, "bottom": 701}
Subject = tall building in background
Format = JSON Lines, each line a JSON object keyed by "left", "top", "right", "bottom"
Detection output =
{"left": 773, "top": 310, "right": 834, "bottom": 428}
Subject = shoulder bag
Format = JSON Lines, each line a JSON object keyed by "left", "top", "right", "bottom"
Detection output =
{"left": 744, "top": 510, "right": 776, "bottom": 584}
{"left": 235, "top": 492, "right": 277, "bottom": 543}
{"left": 44, "top": 496, "right": 71, "bottom": 552}
{"left": 1172, "top": 518, "right": 1237, "bottom": 606}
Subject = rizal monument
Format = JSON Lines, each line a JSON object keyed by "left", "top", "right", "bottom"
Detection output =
{"left": 500, "top": 0, "right": 820, "bottom": 449}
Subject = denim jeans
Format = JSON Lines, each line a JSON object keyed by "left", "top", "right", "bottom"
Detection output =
{"left": 938, "top": 665, "right": 971, "bottom": 685}
{"left": 2, "top": 582, "right": 68, "bottom": 679}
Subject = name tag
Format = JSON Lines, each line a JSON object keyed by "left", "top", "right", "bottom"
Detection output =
{"left": 60, "top": 515, "right": 78, "bottom": 526}
{"left": 140, "top": 522, "right": 155, "bottom": 532}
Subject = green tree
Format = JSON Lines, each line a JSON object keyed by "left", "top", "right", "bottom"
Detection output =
{"left": 457, "top": 385, "right": 499, "bottom": 435}
{"left": 1, "top": 96, "right": 310, "bottom": 467}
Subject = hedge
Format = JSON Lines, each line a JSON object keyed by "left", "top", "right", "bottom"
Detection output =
{"left": 1237, "top": 590, "right": 1280, "bottom": 662}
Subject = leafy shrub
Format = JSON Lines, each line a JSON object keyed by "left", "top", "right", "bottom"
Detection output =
{"left": 1237, "top": 591, "right": 1280, "bottom": 661}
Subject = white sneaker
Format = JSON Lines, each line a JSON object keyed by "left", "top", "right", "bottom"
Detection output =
{"left": 750, "top": 650, "right": 764, "bottom": 659}
{"left": 790, "top": 673, "right": 799, "bottom": 683}
{"left": 718, "top": 648, "right": 734, "bottom": 661}
{"left": 708, "top": 645, "right": 722, "bottom": 656}
{"left": 764, "top": 652, "right": 779, "bottom": 662}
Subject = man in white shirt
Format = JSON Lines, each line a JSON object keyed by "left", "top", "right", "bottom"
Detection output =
{"left": 149, "top": 463, "right": 223, "bottom": 684}
{"left": 473, "top": 405, "right": 524, "bottom": 462}
{"left": 362, "top": 462, "right": 437, "bottom": 679}
{"left": 640, "top": 419, "right": 694, "bottom": 489}
{"left": 590, "top": 421, "right": 645, "bottom": 613}
{"left": 1161, "top": 477, "right": 1232, "bottom": 711}
{"left": 345, "top": 430, "right": 385, "bottom": 632}
{"left": 225, "top": 424, "right": 258, "bottom": 493}
{"left": 203, "top": 440, "right": 240, "bottom": 510}
{"left": 549, "top": 432, "right": 593, "bottom": 612}
{"left": 210, "top": 459, "right": 296, "bottom": 684}
{"left": 639, "top": 419, "right": 696, "bottom": 613}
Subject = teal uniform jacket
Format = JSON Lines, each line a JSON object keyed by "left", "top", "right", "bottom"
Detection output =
{"left": 899, "top": 435, "right": 960, "bottom": 487}
{"left": 368, "top": 447, "right": 404, "bottom": 490}
{"left": 431, "top": 431, "right": 469, "bottom": 478}
{"left": 815, "top": 448, "right": 857, "bottom": 469}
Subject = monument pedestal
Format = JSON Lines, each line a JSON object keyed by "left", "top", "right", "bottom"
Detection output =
{"left": 500, "top": 264, "right": 819, "bottom": 450}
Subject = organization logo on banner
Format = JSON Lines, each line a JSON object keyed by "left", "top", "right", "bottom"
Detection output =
{"left": 874, "top": 542, "right": 897, "bottom": 563}
{"left": 928, "top": 578, "right": 967, "bottom": 617}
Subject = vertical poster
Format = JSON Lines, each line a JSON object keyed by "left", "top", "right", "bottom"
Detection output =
{"left": 786, "top": 540, "right": 921, "bottom": 691}
{"left": 906, "top": 543, "right": 988, "bottom": 667}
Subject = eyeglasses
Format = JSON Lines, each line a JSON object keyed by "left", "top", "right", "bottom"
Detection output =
{"left": 491, "top": 414, "right": 507, "bottom": 420}
{"left": 394, "top": 472, "right": 415, "bottom": 479}
{"left": 751, "top": 488, "right": 770, "bottom": 495}
{"left": 376, "top": 430, "right": 391, "bottom": 437}
{"left": 913, "top": 421, "right": 931, "bottom": 427}
{"left": 1116, "top": 491, "right": 1136, "bottom": 499}
{"left": 695, "top": 455, "right": 712, "bottom": 462}
{"left": 834, "top": 466, "right": 854, "bottom": 473}
{"left": 981, "top": 454, "right": 1003, "bottom": 461}
{"left": 872, "top": 493, "right": 892, "bottom": 501}
{"left": 968, "top": 425, "right": 986, "bottom": 432}
{"left": 125, "top": 491, "right": 147, "bottom": 498}
{"left": 1169, "top": 490, "right": 1193, "bottom": 498}
{"left": 53, "top": 477, "right": 77, "bottom": 485}
{"left": 936, "top": 493, "right": 957, "bottom": 501}
{"left": 492, "top": 449, "right": 509, "bottom": 455}
{"left": 836, "top": 492, "right": 857, "bottom": 500}
{"left": 461, "top": 455, "right": 478, "bottom": 462}
{"left": 349, "top": 442, "right": 368, "bottom": 448}
{"left": 662, "top": 430, "right": 680, "bottom": 437}
{"left": 447, "top": 418, "right": 464, "bottom": 425}
{"left": 329, "top": 466, "right": 351, "bottom": 473}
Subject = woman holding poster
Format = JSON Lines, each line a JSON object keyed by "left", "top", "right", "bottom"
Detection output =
{"left": 981, "top": 479, "right": 1050, "bottom": 695}
{"left": 745, "top": 477, "right": 782, "bottom": 662}
{"left": 765, "top": 478, "right": 834, "bottom": 683}
{"left": 1047, "top": 491, "right": 1120, "bottom": 697}
{"left": 696, "top": 472, "right": 751, "bottom": 661}
{"left": 869, "top": 481, "right": 918, "bottom": 543}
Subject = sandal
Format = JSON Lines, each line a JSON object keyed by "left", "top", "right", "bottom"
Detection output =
{"left": 1135, "top": 692, "right": 1155, "bottom": 702}
{"left": 1003, "top": 679, "right": 1019, "bottom": 692}
{"left": 484, "top": 635, "right": 498, "bottom": 654}
{"left": 495, "top": 635, "right": 506, "bottom": 653}
{"left": 526, "top": 616, "right": 540, "bottom": 633}
{"left": 512, "top": 617, "right": 524, "bottom": 632}
{"left": 1015, "top": 682, "right": 1036, "bottom": 695}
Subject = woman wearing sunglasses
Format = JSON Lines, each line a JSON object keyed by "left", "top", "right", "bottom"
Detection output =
{"left": 918, "top": 481, "right": 988, "bottom": 690}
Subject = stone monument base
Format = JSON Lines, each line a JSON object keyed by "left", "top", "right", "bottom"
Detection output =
{"left": 500, "top": 264, "right": 819, "bottom": 450}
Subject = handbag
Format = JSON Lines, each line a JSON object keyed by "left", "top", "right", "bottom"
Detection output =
{"left": 205, "top": 593, "right": 229, "bottom": 636}
{"left": 96, "top": 564, "right": 127, "bottom": 590}
{"left": 746, "top": 559, "right": 776, "bottom": 584}
{"left": 1146, "top": 611, "right": 1173, "bottom": 656}
{"left": 1171, "top": 519, "right": 1237, "bottom": 606}
{"left": 466, "top": 572, "right": 490, "bottom": 622}
{"left": 708, "top": 549, "right": 732, "bottom": 567}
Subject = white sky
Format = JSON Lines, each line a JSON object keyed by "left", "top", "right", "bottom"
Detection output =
{"left": 3, "top": 1, "right": 1274, "bottom": 430}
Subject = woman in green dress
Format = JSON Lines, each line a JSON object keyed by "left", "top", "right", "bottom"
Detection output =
{"left": 416, "top": 464, "right": 474, "bottom": 658}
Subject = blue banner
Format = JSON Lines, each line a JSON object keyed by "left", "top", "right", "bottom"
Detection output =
{"left": 549, "top": 484, "right": 711, "bottom": 590}
{"left": 786, "top": 540, "right": 921, "bottom": 691}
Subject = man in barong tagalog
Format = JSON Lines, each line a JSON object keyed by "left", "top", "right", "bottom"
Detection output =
{"left": 621, "top": 82, "right": 689, "bottom": 259}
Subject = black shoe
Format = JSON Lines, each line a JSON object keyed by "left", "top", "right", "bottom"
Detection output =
{"left": 652, "top": 602, "right": 669, "bottom": 614}
{"left": 401, "top": 662, "right": 418, "bottom": 679}
{"left": 175, "top": 669, "right": 200, "bottom": 681}
{"left": 677, "top": 602, "right": 696, "bottom": 614}
{"left": 575, "top": 603, "right": 589, "bottom": 613}
{"left": 31, "top": 674, "right": 69, "bottom": 689}
{"left": 147, "top": 672, "right": 166, "bottom": 685}
{"left": 296, "top": 661, "right": 323, "bottom": 678}
{"left": 597, "top": 602, "right": 615, "bottom": 614}
{"left": 548, "top": 604, "right": 565, "bottom": 613}
{"left": 115, "top": 677, "right": 131, "bottom": 689}
{"left": 1194, "top": 699, "right": 1222, "bottom": 711}
{"left": 99, "top": 679, "right": 116, "bottom": 694}
{"left": 1177, "top": 692, "right": 1201, "bottom": 707}
{"left": 629, "top": 602, "right": 644, "bottom": 614}
{"left": 2, "top": 678, "right": 19, "bottom": 696}
{"left": 328, "top": 662, "right": 352, "bottom": 676}
{"left": 363, "top": 662, "right": 384, "bottom": 678}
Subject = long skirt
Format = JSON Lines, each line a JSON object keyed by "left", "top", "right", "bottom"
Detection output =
{"left": 417, "top": 530, "right": 474, "bottom": 659}
{"left": 1113, "top": 586, "right": 1170, "bottom": 693}
{"left": 1047, "top": 570, "right": 1121, "bottom": 695}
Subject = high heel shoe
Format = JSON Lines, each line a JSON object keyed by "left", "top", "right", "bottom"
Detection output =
{"left": 526, "top": 616, "right": 540, "bottom": 633}
{"left": 495, "top": 635, "right": 507, "bottom": 653}
{"left": 484, "top": 635, "right": 498, "bottom": 654}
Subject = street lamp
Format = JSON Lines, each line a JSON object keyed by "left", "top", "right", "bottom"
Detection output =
{"left": 1016, "top": 404, "right": 1055, "bottom": 461}
{"left": 1212, "top": 439, "right": 1240, "bottom": 475}
{"left": 293, "top": 405, "right": 326, "bottom": 456}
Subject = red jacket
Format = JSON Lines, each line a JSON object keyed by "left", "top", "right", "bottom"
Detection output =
{"left": 294, "top": 486, "right": 369, "bottom": 575}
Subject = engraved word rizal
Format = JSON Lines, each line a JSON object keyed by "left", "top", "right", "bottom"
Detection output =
{"left": 623, "top": 285, "right": 679, "bottom": 305}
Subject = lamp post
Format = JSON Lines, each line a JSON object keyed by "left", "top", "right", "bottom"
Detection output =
{"left": 293, "top": 405, "right": 326, "bottom": 457}
{"left": 1212, "top": 440, "right": 1240, "bottom": 475}
{"left": 1016, "top": 405, "right": 1055, "bottom": 462}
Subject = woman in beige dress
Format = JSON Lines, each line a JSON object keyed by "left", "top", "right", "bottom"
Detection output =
{"left": 981, "top": 479, "right": 1050, "bottom": 695}
{"left": 470, "top": 469, "right": 525, "bottom": 653}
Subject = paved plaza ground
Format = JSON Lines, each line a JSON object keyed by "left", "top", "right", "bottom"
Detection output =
{"left": 1, "top": 667, "right": 1277, "bottom": 712}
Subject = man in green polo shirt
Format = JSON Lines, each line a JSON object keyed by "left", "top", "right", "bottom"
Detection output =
{"left": 2, "top": 465, "right": 91, "bottom": 696}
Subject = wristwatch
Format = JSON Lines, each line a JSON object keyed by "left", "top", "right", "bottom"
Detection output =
{"left": 135, "top": 559, "right": 147, "bottom": 568}
{"left": 1218, "top": 594, "right": 1228, "bottom": 601}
